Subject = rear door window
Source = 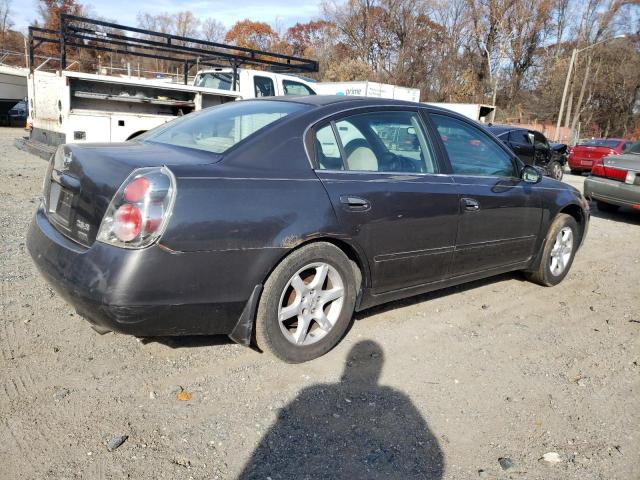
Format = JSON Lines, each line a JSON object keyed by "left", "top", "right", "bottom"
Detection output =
{"left": 334, "top": 111, "right": 436, "bottom": 173}
{"left": 315, "top": 125, "right": 344, "bottom": 170}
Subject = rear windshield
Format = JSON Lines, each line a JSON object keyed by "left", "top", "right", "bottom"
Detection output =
{"left": 579, "top": 139, "right": 621, "bottom": 148}
{"left": 142, "top": 100, "right": 310, "bottom": 154}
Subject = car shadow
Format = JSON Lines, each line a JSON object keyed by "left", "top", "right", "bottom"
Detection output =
{"left": 138, "top": 335, "right": 234, "bottom": 348}
{"left": 141, "top": 273, "right": 525, "bottom": 349}
{"left": 238, "top": 340, "right": 445, "bottom": 479}
{"left": 354, "top": 271, "right": 524, "bottom": 322}
{"left": 589, "top": 203, "right": 640, "bottom": 225}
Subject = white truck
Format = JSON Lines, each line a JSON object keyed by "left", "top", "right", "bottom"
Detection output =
{"left": 25, "top": 67, "right": 324, "bottom": 158}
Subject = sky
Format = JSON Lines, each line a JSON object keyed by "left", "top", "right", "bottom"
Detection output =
{"left": 10, "top": 0, "right": 323, "bottom": 31}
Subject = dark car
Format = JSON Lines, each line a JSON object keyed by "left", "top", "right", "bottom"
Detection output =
{"left": 27, "top": 97, "right": 590, "bottom": 363}
{"left": 486, "top": 125, "right": 566, "bottom": 180}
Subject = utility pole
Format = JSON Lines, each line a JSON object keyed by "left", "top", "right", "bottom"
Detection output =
{"left": 554, "top": 48, "right": 576, "bottom": 142}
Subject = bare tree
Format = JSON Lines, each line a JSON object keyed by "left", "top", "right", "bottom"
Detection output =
{"left": 201, "top": 18, "right": 225, "bottom": 43}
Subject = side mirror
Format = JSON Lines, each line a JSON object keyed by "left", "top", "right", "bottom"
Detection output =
{"left": 522, "top": 165, "right": 542, "bottom": 184}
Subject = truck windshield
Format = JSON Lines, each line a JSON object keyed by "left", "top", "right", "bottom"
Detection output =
{"left": 194, "top": 72, "right": 237, "bottom": 90}
{"left": 141, "top": 100, "right": 310, "bottom": 154}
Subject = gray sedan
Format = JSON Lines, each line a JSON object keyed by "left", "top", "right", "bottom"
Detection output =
{"left": 584, "top": 141, "right": 640, "bottom": 212}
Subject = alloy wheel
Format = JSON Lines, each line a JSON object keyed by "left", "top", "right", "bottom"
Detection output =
{"left": 549, "top": 227, "right": 573, "bottom": 276}
{"left": 277, "top": 262, "right": 345, "bottom": 346}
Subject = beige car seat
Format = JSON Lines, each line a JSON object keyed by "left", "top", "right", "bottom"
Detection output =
{"left": 346, "top": 145, "right": 378, "bottom": 171}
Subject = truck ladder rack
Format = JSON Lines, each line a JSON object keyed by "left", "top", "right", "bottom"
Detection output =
{"left": 28, "top": 14, "right": 319, "bottom": 83}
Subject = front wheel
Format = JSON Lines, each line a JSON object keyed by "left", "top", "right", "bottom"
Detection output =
{"left": 526, "top": 214, "right": 579, "bottom": 286}
{"left": 255, "top": 242, "right": 357, "bottom": 363}
{"left": 548, "top": 161, "right": 563, "bottom": 181}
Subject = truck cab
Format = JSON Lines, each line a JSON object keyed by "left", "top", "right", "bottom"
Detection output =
{"left": 193, "top": 68, "right": 317, "bottom": 98}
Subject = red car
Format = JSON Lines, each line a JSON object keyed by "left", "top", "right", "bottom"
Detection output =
{"left": 568, "top": 138, "right": 633, "bottom": 173}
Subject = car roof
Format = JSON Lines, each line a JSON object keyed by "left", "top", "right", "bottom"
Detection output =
{"left": 485, "top": 124, "right": 528, "bottom": 135}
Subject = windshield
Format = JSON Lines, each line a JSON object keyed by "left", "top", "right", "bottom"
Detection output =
{"left": 579, "top": 139, "right": 621, "bottom": 148}
{"left": 194, "top": 72, "right": 237, "bottom": 90}
{"left": 141, "top": 100, "right": 310, "bottom": 154}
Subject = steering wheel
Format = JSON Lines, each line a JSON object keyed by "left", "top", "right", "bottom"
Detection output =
{"left": 379, "top": 152, "right": 419, "bottom": 172}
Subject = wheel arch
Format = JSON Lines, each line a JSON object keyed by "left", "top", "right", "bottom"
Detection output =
{"left": 559, "top": 202, "right": 587, "bottom": 241}
{"left": 230, "top": 236, "right": 370, "bottom": 348}
{"left": 526, "top": 201, "right": 587, "bottom": 274}
{"left": 268, "top": 237, "right": 371, "bottom": 294}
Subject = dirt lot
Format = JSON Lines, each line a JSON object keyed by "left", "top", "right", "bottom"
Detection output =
{"left": 1, "top": 126, "right": 639, "bottom": 479}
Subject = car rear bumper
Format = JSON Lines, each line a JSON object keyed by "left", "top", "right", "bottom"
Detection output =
{"left": 584, "top": 176, "right": 640, "bottom": 208}
{"left": 27, "top": 205, "right": 249, "bottom": 336}
{"left": 567, "top": 156, "right": 593, "bottom": 171}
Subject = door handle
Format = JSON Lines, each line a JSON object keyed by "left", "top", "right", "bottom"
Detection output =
{"left": 461, "top": 197, "right": 480, "bottom": 212}
{"left": 340, "top": 195, "right": 370, "bottom": 211}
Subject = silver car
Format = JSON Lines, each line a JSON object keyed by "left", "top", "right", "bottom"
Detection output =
{"left": 584, "top": 141, "right": 640, "bottom": 212}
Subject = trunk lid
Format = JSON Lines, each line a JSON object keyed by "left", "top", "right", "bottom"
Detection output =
{"left": 592, "top": 154, "right": 640, "bottom": 185}
{"left": 570, "top": 145, "right": 616, "bottom": 161}
{"left": 43, "top": 141, "right": 219, "bottom": 247}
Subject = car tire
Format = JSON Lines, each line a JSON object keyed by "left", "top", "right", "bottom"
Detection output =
{"left": 596, "top": 201, "right": 619, "bottom": 213}
{"left": 255, "top": 242, "right": 357, "bottom": 363}
{"left": 569, "top": 168, "right": 581, "bottom": 175}
{"left": 526, "top": 213, "right": 579, "bottom": 287}
{"left": 548, "top": 161, "right": 563, "bottom": 181}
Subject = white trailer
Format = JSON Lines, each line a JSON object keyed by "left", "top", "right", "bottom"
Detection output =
{"left": 426, "top": 103, "right": 495, "bottom": 123}
{"left": 313, "top": 81, "right": 420, "bottom": 102}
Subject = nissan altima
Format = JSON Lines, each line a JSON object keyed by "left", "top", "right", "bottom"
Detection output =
{"left": 27, "top": 97, "right": 590, "bottom": 362}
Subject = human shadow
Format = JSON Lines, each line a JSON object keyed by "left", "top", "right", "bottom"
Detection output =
{"left": 239, "top": 340, "right": 444, "bottom": 479}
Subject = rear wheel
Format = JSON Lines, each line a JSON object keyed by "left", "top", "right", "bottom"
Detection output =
{"left": 255, "top": 242, "right": 357, "bottom": 363}
{"left": 526, "top": 213, "right": 579, "bottom": 286}
{"left": 548, "top": 161, "right": 563, "bottom": 181}
{"left": 596, "top": 201, "right": 619, "bottom": 213}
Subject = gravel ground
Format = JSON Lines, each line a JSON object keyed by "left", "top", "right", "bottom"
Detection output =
{"left": 1, "top": 126, "right": 639, "bottom": 480}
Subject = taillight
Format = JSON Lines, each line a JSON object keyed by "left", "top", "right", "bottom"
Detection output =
{"left": 591, "top": 159, "right": 605, "bottom": 177}
{"left": 97, "top": 166, "right": 176, "bottom": 248}
{"left": 591, "top": 158, "right": 628, "bottom": 182}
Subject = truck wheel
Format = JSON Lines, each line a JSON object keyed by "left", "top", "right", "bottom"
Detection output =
{"left": 596, "top": 201, "right": 619, "bottom": 213}
{"left": 526, "top": 214, "right": 579, "bottom": 287}
{"left": 548, "top": 161, "right": 563, "bottom": 181}
{"left": 255, "top": 242, "right": 357, "bottom": 363}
